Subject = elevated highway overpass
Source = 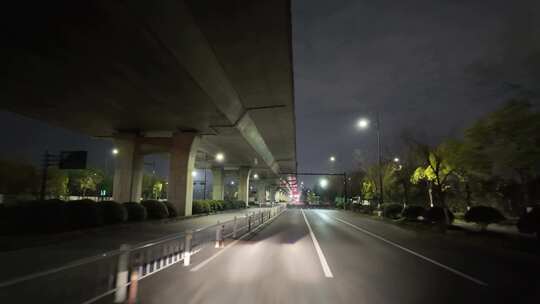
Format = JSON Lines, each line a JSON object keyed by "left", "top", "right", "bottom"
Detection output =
{"left": 0, "top": 0, "right": 296, "bottom": 215}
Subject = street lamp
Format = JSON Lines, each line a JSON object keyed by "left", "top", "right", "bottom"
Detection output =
{"left": 357, "top": 112, "right": 384, "bottom": 207}
{"left": 215, "top": 153, "right": 225, "bottom": 162}
{"left": 319, "top": 178, "right": 328, "bottom": 189}
{"left": 112, "top": 148, "right": 119, "bottom": 155}
{"left": 357, "top": 118, "right": 369, "bottom": 129}
{"left": 393, "top": 157, "right": 400, "bottom": 163}
{"left": 329, "top": 156, "right": 336, "bottom": 162}
{"left": 253, "top": 173, "right": 259, "bottom": 180}
{"left": 192, "top": 171, "right": 197, "bottom": 177}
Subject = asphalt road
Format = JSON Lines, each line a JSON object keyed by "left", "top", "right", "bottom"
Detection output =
{"left": 0, "top": 208, "right": 264, "bottom": 282}
{"left": 135, "top": 209, "right": 540, "bottom": 304}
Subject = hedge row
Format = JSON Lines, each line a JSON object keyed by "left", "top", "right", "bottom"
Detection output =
{"left": 0, "top": 199, "right": 233, "bottom": 236}
{"left": 517, "top": 206, "right": 540, "bottom": 239}
{"left": 192, "top": 200, "right": 246, "bottom": 214}
{"left": 348, "top": 203, "right": 457, "bottom": 224}
{"left": 350, "top": 203, "right": 539, "bottom": 234}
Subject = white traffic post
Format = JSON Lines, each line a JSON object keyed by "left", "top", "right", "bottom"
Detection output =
{"left": 183, "top": 230, "right": 193, "bottom": 266}
{"left": 114, "top": 244, "right": 131, "bottom": 303}
{"left": 215, "top": 221, "right": 224, "bottom": 248}
{"left": 127, "top": 265, "right": 139, "bottom": 304}
{"left": 220, "top": 222, "right": 225, "bottom": 248}
{"left": 232, "top": 216, "right": 238, "bottom": 239}
{"left": 215, "top": 221, "right": 220, "bottom": 248}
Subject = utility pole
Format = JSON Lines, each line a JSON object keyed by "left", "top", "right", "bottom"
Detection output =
{"left": 203, "top": 154, "right": 208, "bottom": 200}
{"left": 343, "top": 172, "right": 348, "bottom": 210}
{"left": 376, "top": 111, "right": 384, "bottom": 208}
{"left": 40, "top": 151, "right": 60, "bottom": 201}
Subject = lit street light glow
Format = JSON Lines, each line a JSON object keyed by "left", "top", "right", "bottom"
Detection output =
{"left": 253, "top": 173, "right": 259, "bottom": 179}
{"left": 329, "top": 156, "right": 336, "bottom": 162}
{"left": 112, "top": 148, "right": 119, "bottom": 155}
{"left": 319, "top": 178, "right": 329, "bottom": 189}
{"left": 192, "top": 171, "right": 197, "bottom": 177}
{"left": 215, "top": 153, "right": 224, "bottom": 162}
{"left": 393, "top": 157, "right": 400, "bottom": 163}
{"left": 357, "top": 118, "right": 369, "bottom": 129}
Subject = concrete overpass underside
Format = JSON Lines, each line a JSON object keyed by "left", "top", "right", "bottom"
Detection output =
{"left": 0, "top": 0, "right": 296, "bottom": 215}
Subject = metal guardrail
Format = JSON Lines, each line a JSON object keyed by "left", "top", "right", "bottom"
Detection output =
{"left": 0, "top": 204, "right": 286, "bottom": 304}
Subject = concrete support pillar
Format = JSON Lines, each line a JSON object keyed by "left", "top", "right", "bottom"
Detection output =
{"left": 237, "top": 167, "right": 251, "bottom": 207}
{"left": 211, "top": 167, "right": 224, "bottom": 201}
{"left": 113, "top": 136, "right": 143, "bottom": 202}
{"left": 168, "top": 132, "right": 200, "bottom": 216}
{"left": 269, "top": 188, "right": 277, "bottom": 203}
{"left": 256, "top": 181, "right": 267, "bottom": 204}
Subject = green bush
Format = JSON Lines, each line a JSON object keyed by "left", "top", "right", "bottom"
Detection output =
{"left": 381, "top": 203, "right": 403, "bottom": 219}
{"left": 161, "top": 201, "right": 178, "bottom": 218}
{"left": 99, "top": 201, "right": 128, "bottom": 224}
{"left": 123, "top": 202, "right": 148, "bottom": 221}
{"left": 0, "top": 200, "right": 70, "bottom": 234}
{"left": 223, "top": 200, "right": 235, "bottom": 210}
{"left": 464, "top": 206, "right": 505, "bottom": 230}
{"left": 517, "top": 207, "right": 540, "bottom": 236}
{"left": 207, "top": 200, "right": 217, "bottom": 212}
{"left": 193, "top": 200, "right": 211, "bottom": 214}
{"left": 353, "top": 204, "right": 375, "bottom": 214}
{"left": 31, "top": 199, "right": 69, "bottom": 233}
{"left": 424, "top": 207, "right": 454, "bottom": 224}
{"left": 141, "top": 200, "right": 169, "bottom": 219}
{"left": 231, "top": 200, "right": 246, "bottom": 209}
{"left": 66, "top": 199, "right": 104, "bottom": 229}
{"left": 401, "top": 205, "right": 425, "bottom": 221}
{"left": 193, "top": 200, "right": 243, "bottom": 214}
{"left": 209, "top": 200, "right": 224, "bottom": 212}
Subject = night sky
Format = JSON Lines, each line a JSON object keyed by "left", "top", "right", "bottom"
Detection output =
{"left": 1, "top": 0, "right": 540, "bottom": 179}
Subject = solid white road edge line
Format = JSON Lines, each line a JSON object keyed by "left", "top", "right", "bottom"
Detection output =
{"left": 330, "top": 215, "right": 488, "bottom": 287}
{"left": 301, "top": 209, "right": 334, "bottom": 278}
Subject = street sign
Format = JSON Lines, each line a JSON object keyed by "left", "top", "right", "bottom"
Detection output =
{"left": 59, "top": 151, "right": 87, "bottom": 169}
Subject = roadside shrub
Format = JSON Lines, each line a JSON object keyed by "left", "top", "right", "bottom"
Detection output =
{"left": 193, "top": 200, "right": 211, "bottom": 214}
{"left": 32, "top": 199, "right": 69, "bottom": 233}
{"left": 231, "top": 200, "right": 246, "bottom": 209}
{"left": 381, "top": 203, "right": 403, "bottom": 219}
{"left": 223, "top": 200, "right": 235, "bottom": 210}
{"left": 517, "top": 207, "right": 540, "bottom": 237}
{"left": 353, "top": 204, "right": 375, "bottom": 214}
{"left": 0, "top": 200, "right": 69, "bottom": 234}
{"left": 210, "top": 200, "right": 224, "bottom": 212}
{"left": 423, "top": 207, "right": 454, "bottom": 224}
{"left": 99, "top": 201, "right": 128, "bottom": 224}
{"left": 207, "top": 200, "right": 217, "bottom": 212}
{"left": 161, "top": 201, "right": 178, "bottom": 218}
{"left": 141, "top": 200, "right": 169, "bottom": 219}
{"left": 401, "top": 205, "right": 425, "bottom": 221}
{"left": 124, "top": 202, "right": 147, "bottom": 221}
{"left": 66, "top": 199, "right": 104, "bottom": 229}
{"left": 464, "top": 206, "right": 505, "bottom": 230}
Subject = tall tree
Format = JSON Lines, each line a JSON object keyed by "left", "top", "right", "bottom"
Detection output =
{"left": 70, "top": 168, "right": 104, "bottom": 197}
{"left": 410, "top": 142, "right": 458, "bottom": 210}
{"left": 47, "top": 167, "right": 69, "bottom": 199}
{"left": 462, "top": 99, "right": 540, "bottom": 208}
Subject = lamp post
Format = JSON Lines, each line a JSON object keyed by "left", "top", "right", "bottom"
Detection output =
{"left": 357, "top": 112, "right": 384, "bottom": 208}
